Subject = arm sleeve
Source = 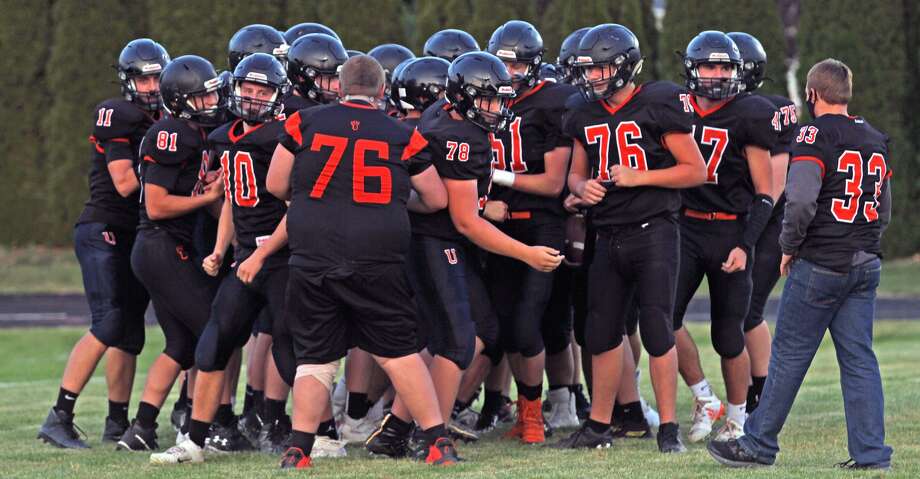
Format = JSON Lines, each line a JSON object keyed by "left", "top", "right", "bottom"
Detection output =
{"left": 878, "top": 176, "right": 892, "bottom": 237}
{"left": 779, "top": 160, "right": 823, "bottom": 254}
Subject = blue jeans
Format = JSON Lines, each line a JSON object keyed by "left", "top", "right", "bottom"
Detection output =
{"left": 740, "top": 257, "right": 893, "bottom": 466}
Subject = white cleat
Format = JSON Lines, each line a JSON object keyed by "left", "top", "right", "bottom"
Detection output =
{"left": 544, "top": 388, "right": 580, "bottom": 429}
{"left": 688, "top": 395, "right": 725, "bottom": 443}
{"left": 175, "top": 431, "right": 189, "bottom": 446}
{"left": 338, "top": 415, "right": 377, "bottom": 444}
{"left": 713, "top": 417, "right": 745, "bottom": 441}
{"left": 640, "top": 396, "right": 660, "bottom": 430}
{"left": 311, "top": 435, "right": 348, "bottom": 458}
{"left": 149, "top": 438, "right": 204, "bottom": 465}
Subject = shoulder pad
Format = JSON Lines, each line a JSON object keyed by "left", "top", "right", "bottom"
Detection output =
{"left": 92, "top": 98, "right": 147, "bottom": 140}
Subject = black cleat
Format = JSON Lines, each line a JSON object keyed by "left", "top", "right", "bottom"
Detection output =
{"left": 612, "top": 419, "right": 652, "bottom": 439}
{"left": 205, "top": 418, "right": 254, "bottom": 453}
{"left": 657, "top": 423, "right": 686, "bottom": 453}
{"left": 102, "top": 416, "right": 129, "bottom": 443}
{"left": 37, "top": 408, "right": 89, "bottom": 449}
{"left": 116, "top": 419, "right": 159, "bottom": 451}
{"left": 237, "top": 409, "right": 263, "bottom": 446}
{"left": 572, "top": 385, "right": 591, "bottom": 421}
{"left": 552, "top": 422, "right": 613, "bottom": 449}
{"left": 707, "top": 438, "right": 773, "bottom": 467}
{"left": 834, "top": 458, "right": 890, "bottom": 471}
{"left": 447, "top": 422, "right": 479, "bottom": 443}
{"left": 474, "top": 410, "right": 498, "bottom": 433}
{"left": 365, "top": 415, "right": 411, "bottom": 458}
{"left": 258, "top": 417, "right": 292, "bottom": 454}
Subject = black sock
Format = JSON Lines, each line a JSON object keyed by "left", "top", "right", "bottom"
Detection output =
{"left": 480, "top": 389, "right": 503, "bottom": 417}
{"left": 346, "top": 392, "right": 370, "bottom": 420}
{"left": 747, "top": 376, "right": 767, "bottom": 413}
{"left": 180, "top": 400, "right": 192, "bottom": 434}
{"left": 55, "top": 387, "right": 78, "bottom": 416}
{"left": 174, "top": 379, "right": 188, "bottom": 409}
{"left": 419, "top": 423, "right": 446, "bottom": 447}
{"left": 243, "top": 385, "right": 255, "bottom": 415}
{"left": 136, "top": 401, "right": 160, "bottom": 429}
{"left": 263, "top": 398, "right": 286, "bottom": 425}
{"left": 189, "top": 419, "right": 210, "bottom": 447}
{"left": 385, "top": 414, "right": 412, "bottom": 437}
{"left": 453, "top": 398, "right": 470, "bottom": 413}
{"left": 290, "top": 430, "right": 316, "bottom": 456}
{"left": 585, "top": 418, "right": 609, "bottom": 433}
{"left": 548, "top": 384, "right": 567, "bottom": 392}
{"left": 252, "top": 389, "right": 264, "bottom": 414}
{"left": 620, "top": 401, "right": 645, "bottom": 423}
{"left": 108, "top": 400, "right": 129, "bottom": 423}
{"left": 317, "top": 419, "right": 338, "bottom": 439}
{"left": 216, "top": 403, "right": 234, "bottom": 426}
{"left": 612, "top": 402, "right": 626, "bottom": 422}
{"left": 516, "top": 381, "right": 542, "bottom": 401}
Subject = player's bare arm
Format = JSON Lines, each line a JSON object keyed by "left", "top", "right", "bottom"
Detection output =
{"left": 267, "top": 143, "right": 294, "bottom": 201}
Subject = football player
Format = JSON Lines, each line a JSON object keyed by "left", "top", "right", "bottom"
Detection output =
{"left": 670, "top": 31, "right": 779, "bottom": 442}
{"left": 282, "top": 22, "right": 339, "bottom": 45}
{"left": 727, "top": 31, "right": 798, "bottom": 414}
{"left": 367, "top": 43, "right": 415, "bottom": 113}
{"left": 227, "top": 24, "right": 289, "bottom": 71}
{"left": 423, "top": 29, "right": 479, "bottom": 61}
{"left": 38, "top": 38, "right": 169, "bottom": 449}
{"left": 554, "top": 23, "right": 706, "bottom": 453}
{"left": 117, "top": 56, "right": 227, "bottom": 451}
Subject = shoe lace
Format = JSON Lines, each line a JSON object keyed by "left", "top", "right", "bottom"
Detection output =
{"left": 66, "top": 419, "right": 88, "bottom": 442}
{"left": 835, "top": 458, "right": 857, "bottom": 468}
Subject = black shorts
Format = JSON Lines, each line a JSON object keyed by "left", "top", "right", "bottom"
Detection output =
{"left": 196, "top": 261, "right": 288, "bottom": 372}
{"left": 673, "top": 215, "right": 753, "bottom": 358}
{"left": 488, "top": 213, "right": 565, "bottom": 357}
{"left": 74, "top": 222, "right": 148, "bottom": 355}
{"left": 541, "top": 265, "right": 574, "bottom": 355}
{"left": 285, "top": 263, "right": 419, "bottom": 365}
{"left": 571, "top": 217, "right": 596, "bottom": 347}
{"left": 746, "top": 212, "right": 782, "bottom": 331}
{"left": 585, "top": 215, "right": 679, "bottom": 358}
{"left": 131, "top": 228, "right": 218, "bottom": 369}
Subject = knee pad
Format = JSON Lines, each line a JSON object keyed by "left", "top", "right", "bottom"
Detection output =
{"left": 585, "top": 328, "right": 624, "bottom": 356}
{"left": 195, "top": 321, "right": 236, "bottom": 372}
{"left": 295, "top": 360, "right": 341, "bottom": 391}
{"left": 90, "top": 310, "right": 126, "bottom": 349}
{"left": 271, "top": 337, "right": 297, "bottom": 387}
{"left": 543, "top": 330, "right": 571, "bottom": 356}
{"left": 116, "top": 323, "right": 145, "bottom": 356}
{"left": 638, "top": 306, "right": 675, "bottom": 358}
{"left": 712, "top": 325, "right": 745, "bottom": 359}
{"left": 165, "top": 344, "right": 195, "bottom": 370}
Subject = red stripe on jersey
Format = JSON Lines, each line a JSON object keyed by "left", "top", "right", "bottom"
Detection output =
{"left": 284, "top": 111, "right": 303, "bottom": 147}
{"left": 143, "top": 155, "right": 156, "bottom": 163}
{"left": 792, "top": 155, "right": 825, "bottom": 177}
{"left": 401, "top": 129, "right": 429, "bottom": 162}
{"left": 600, "top": 85, "right": 643, "bottom": 116}
{"left": 89, "top": 135, "right": 105, "bottom": 154}
{"left": 511, "top": 80, "right": 548, "bottom": 106}
{"left": 109, "top": 137, "right": 130, "bottom": 143}
{"left": 689, "top": 94, "right": 736, "bottom": 118}
{"left": 228, "top": 119, "right": 266, "bottom": 144}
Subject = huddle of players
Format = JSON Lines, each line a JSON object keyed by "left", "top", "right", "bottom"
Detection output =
{"left": 38, "top": 16, "right": 803, "bottom": 469}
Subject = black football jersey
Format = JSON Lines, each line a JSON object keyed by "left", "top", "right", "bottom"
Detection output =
{"left": 137, "top": 116, "right": 211, "bottom": 246}
{"left": 77, "top": 98, "right": 157, "bottom": 229}
{"left": 410, "top": 99, "right": 493, "bottom": 241}
{"left": 279, "top": 100, "right": 430, "bottom": 267}
{"left": 681, "top": 93, "right": 780, "bottom": 214}
{"left": 562, "top": 81, "right": 694, "bottom": 227}
{"left": 281, "top": 92, "right": 318, "bottom": 117}
{"left": 208, "top": 119, "right": 288, "bottom": 261}
{"left": 489, "top": 81, "right": 576, "bottom": 216}
{"left": 761, "top": 93, "right": 798, "bottom": 218}
{"left": 789, "top": 114, "right": 890, "bottom": 271}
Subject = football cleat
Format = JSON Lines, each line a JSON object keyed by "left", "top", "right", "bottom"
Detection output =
{"left": 116, "top": 419, "right": 159, "bottom": 451}
{"left": 237, "top": 409, "right": 263, "bottom": 446}
{"left": 552, "top": 422, "right": 614, "bottom": 449}
{"left": 611, "top": 419, "right": 652, "bottom": 439}
{"left": 447, "top": 421, "right": 479, "bottom": 443}
{"left": 170, "top": 403, "right": 187, "bottom": 433}
{"left": 707, "top": 438, "right": 772, "bottom": 467}
{"left": 424, "top": 437, "right": 459, "bottom": 466}
{"left": 365, "top": 418, "right": 411, "bottom": 459}
{"left": 149, "top": 438, "right": 204, "bottom": 465}
{"left": 544, "top": 388, "right": 580, "bottom": 430}
{"left": 657, "top": 423, "right": 687, "bottom": 453}
{"left": 279, "top": 447, "right": 312, "bottom": 469}
{"left": 258, "top": 416, "right": 292, "bottom": 454}
{"left": 713, "top": 417, "right": 745, "bottom": 441}
{"left": 339, "top": 415, "right": 377, "bottom": 444}
{"left": 453, "top": 406, "right": 479, "bottom": 431}
{"left": 688, "top": 395, "right": 724, "bottom": 443}
{"left": 572, "top": 385, "right": 591, "bottom": 421}
{"left": 37, "top": 408, "right": 89, "bottom": 449}
{"left": 312, "top": 435, "right": 347, "bottom": 458}
{"left": 204, "top": 419, "right": 254, "bottom": 453}
{"left": 102, "top": 416, "right": 129, "bottom": 443}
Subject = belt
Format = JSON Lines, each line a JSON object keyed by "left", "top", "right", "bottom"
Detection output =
{"left": 683, "top": 209, "right": 738, "bottom": 221}
{"left": 509, "top": 211, "right": 532, "bottom": 220}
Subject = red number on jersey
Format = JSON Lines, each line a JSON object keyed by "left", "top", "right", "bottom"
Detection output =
{"left": 96, "top": 108, "right": 114, "bottom": 127}
{"left": 584, "top": 124, "right": 611, "bottom": 181}
{"left": 489, "top": 132, "right": 506, "bottom": 170}
{"left": 156, "top": 131, "right": 178, "bottom": 152}
{"left": 796, "top": 125, "right": 818, "bottom": 144}
{"left": 615, "top": 121, "right": 648, "bottom": 171}
{"left": 489, "top": 117, "right": 526, "bottom": 173}
{"left": 220, "top": 150, "right": 260, "bottom": 208}
{"left": 309, "top": 134, "right": 394, "bottom": 204}
{"left": 446, "top": 140, "right": 470, "bottom": 162}
{"left": 694, "top": 125, "right": 729, "bottom": 184}
{"left": 679, "top": 94, "right": 693, "bottom": 113}
{"left": 780, "top": 105, "right": 797, "bottom": 126}
{"left": 831, "top": 150, "right": 887, "bottom": 223}
{"left": 771, "top": 111, "right": 782, "bottom": 131}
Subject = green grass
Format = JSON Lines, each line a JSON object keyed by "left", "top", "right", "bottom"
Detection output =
{"left": 1, "top": 322, "right": 917, "bottom": 478}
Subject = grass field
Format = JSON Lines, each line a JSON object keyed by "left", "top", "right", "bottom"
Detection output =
{"left": 0, "top": 322, "right": 917, "bottom": 478}
{"left": 3, "top": 246, "right": 920, "bottom": 297}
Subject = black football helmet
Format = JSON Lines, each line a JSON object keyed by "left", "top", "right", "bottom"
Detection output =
{"left": 423, "top": 29, "right": 480, "bottom": 61}
{"left": 368, "top": 44, "right": 416, "bottom": 82}
{"left": 487, "top": 20, "right": 545, "bottom": 93}
{"left": 286, "top": 33, "right": 348, "bottom": 103}
{"left": 283, "top": 22, "right": 339, "bottom": 44}
{"left": 228, "top": 24, "right": 288, "bottom": 70}
{"left": 230, "top": 53, "right": 288, "bottom": 123}
{"left": 539, "top": 63, "right": 558, "bottom": 82}
{"left": 117, "top": 38, "right": 171, "bottom": 111}
{"left": 572, "top": 24, "right": 643, "bottom": 102}
{"left": 557, "top": 27, "right": 590, "bottom": 84}
{"left": 159, "top": 55, "right": 227, "bottom": 126}
{"left": 347, "top": 49, "right": 365, "bottom": 58}
{"left": 447, "top": 52, "right": 515, "bottom": 132}
{"left": 683, "top": 31, "right": 744, "bottom": 100}
{"left": 393, "top": 56, "right": 450, "bottom": 114}
{"left": 727, "top": 32, "right": 767, "bottom": 93}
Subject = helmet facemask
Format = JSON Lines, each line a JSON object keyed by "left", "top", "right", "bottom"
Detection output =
{"left": 575, "top": 54, "right": 642, "bottom": 102}
{"left": 231, "top": 78, "right": 284, "bottom": 123}
{"left": 686, "top": 59, "right": 744, "bottom": 100}
{"left": 179, "top": 76, "right": 228, "bottom": 126}
{"left": 453, "top": 84, "right": 515, "bottom": 133}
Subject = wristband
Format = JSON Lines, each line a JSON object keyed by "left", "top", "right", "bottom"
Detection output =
{"left": 492, "top": 169, "right": 515, "bottom": 187}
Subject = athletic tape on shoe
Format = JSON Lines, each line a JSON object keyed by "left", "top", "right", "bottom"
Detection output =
{"left": 295, "top": 361, "right": 340, "bottom": 391}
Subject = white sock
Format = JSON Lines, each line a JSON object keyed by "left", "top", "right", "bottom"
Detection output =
{"left": 727, "top": 402, "right": 746, "bottom": 424}
{"left": 690, "top": 379, "right": 714, "bottom": 399}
